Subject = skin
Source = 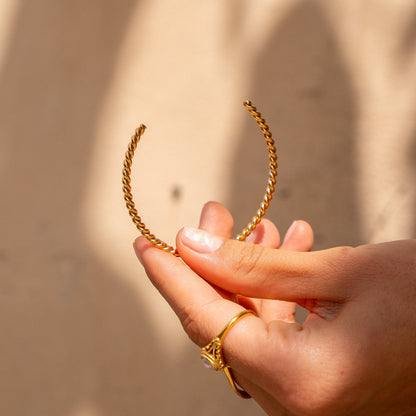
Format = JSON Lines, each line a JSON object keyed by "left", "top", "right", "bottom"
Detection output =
{"left": 134, "top": 201, "right": 416, "bottom": 416}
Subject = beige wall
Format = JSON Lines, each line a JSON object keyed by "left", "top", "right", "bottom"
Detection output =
{"left": 1, "top": 1, "right": 415, "bottom": 415}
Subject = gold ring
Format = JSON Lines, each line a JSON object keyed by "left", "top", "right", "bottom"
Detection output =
{"left": 200, "top": 310, "right": 256, "bottom": 399}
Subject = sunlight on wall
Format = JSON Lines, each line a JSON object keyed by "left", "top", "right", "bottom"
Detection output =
{"left": 71, "top": 402, "right": 100, "bottom": 416}
{"left": 81, "top": 0, "right": 416, "bottom": 363}
{"left": 319, "top": 1, "right": 416, "bottom": 244}
{"left": 2, "top": 1, "right": 416, "bottom": 416}
{"left": 0, "top": 0, "right": 19, "bottom": 176}
{"left": 0, "top": 0, "right": 19, "bottom": 68}
{"left": 337, "top": 0, "right": 416, "bottom": 242}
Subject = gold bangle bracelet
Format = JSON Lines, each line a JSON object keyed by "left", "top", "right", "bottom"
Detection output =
{"left": 122, "top": 100, "right": 278, "bottom": 256}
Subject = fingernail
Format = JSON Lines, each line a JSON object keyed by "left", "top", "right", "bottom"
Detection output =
{"left": 283, "top": 220, "right": 298, "bottom": 244}
{"left": 180, "top": 227, "right": 224, "bottom": 253}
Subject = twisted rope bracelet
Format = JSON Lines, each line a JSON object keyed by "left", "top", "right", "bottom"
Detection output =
{"left": 122, "top": 100, "right": 278, "bottom": 257}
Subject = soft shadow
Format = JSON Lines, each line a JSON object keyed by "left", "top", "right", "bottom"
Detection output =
{"left": 226, "top": 1, "right": 362, "bottom": 249}
{"left": 400, "top": 9, "right": 416, "bottom": 57}
{"left": 399, "top": 7, "right": 416, "bottom": 238}
{"left": 0, "top": 3, "right": 266, "bottom": 416}
{"left": 0, "top": 2, "right": 167, "bottom": 415}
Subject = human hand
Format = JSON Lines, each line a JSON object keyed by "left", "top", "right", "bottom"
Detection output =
{"left": 134, "top": 202, "right": 416, "bottom": 416}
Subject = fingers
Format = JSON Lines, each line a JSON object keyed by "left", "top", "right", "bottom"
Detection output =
{"left": 255, "top": 220, "right": 314, "bottom": 322}
{"left": 199, "top": 201, "right": 281, "bottom": 248}
{"left": 177, "top": 228, "right": 355, "bottom": 302}
{"left": 198, "top": 202, "right": 282, "bottom": 304}
{"left": 197, "top": 203, "right": 295, "bottom": 321}
{"left": 281, "top": 220, "right": 314, "bottom": 252}
{"left": 238, "top": 219, "right": 291, "bottom": 322}
{"left": 134, "top": 236, "right": 303, "bottom": 394}
{"left": 134, "top": 205, "right": 315, "bottom": 405}
{"left": 245, "top": 218, "right": 281, "bottom": 248}
{"left": 198, "top": 201, "right": 234, "bottom": 238}
{"left": 134, "top": 238, "right": 301, "bottom": 382}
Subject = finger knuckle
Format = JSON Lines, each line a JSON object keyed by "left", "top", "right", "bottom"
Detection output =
{"left": 181, "top": 307, "right": 204, "bottom": 346}
{"left": 180, "top": 301, "right": 218, "bottom": 347}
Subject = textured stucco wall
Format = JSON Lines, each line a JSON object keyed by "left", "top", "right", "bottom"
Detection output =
{"left": 1, "top": 1, "right": 415, "bottom": 415}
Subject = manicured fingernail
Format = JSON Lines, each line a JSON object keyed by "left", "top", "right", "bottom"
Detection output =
{"left": 180, "top": 227, "right": 224, "bottom": 253}
{"left": 283, "top": 220, "right": 298, "bottom": 244}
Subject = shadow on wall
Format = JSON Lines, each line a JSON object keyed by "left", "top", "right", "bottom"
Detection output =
{"left": 0, "top": 1, "right": 168, "bottom": 415}
{"left": 399, "top": 12, "right": 416, "bottom": 238}
{"left": 0, "top": 2, "right": 361, "bottom": 416}
{"left": 226, "top": 1, "right": 362, "bottom": 249}
{"left": 0, "top": 2, "right": 264, "bottom": 416}
{"left": 2, "top": 1, "right": 416, "bottom": 416}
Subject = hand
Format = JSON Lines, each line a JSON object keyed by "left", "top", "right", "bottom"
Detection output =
{"left": 134, "top": 202, "right": 416, "bottom": 416}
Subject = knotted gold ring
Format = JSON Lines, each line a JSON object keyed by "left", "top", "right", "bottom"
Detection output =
{"left": 200, "top": 309, "right": 256, "bottom": 398}
{"left": 122, "top": 100, "right": 278, "bottom": 256}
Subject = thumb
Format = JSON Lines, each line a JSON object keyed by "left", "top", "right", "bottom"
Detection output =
{"left": 177, "top": 227, "right": 355, "bottom": 302}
